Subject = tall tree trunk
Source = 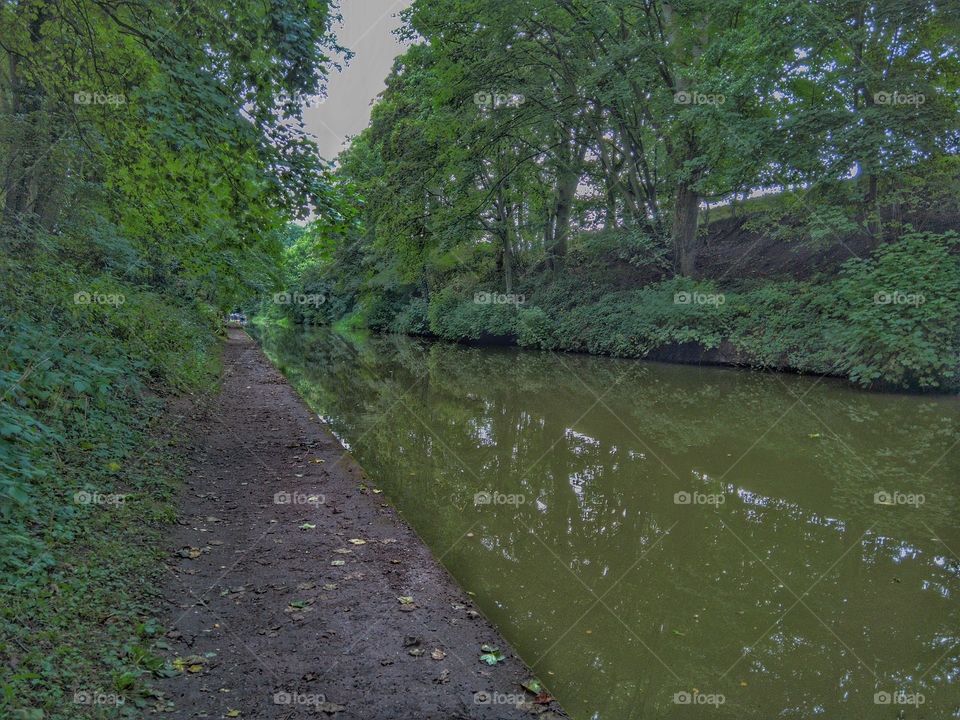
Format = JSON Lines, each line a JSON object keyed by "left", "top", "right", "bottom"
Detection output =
{"left": 548, "top": 126, "right": 584, "bottom": 265}
{"left": 551, "top": 172, "right": 575, "bottom": 260}
{"left": 495, "top": 187, "right": 513, "bottom": 293}
{"left": 866, "top": 173, "right": 881, "bottom": 240}
{"left": 605, "top": 185, "right": 617, "bottom": 228}
{"left": 503, "top": 230, "right": 513, "bottom": 293}
{"left": 672, "top": 176, "right": 701, "bottom": 277}
{"left": 2, "top": 11, "right": 50, "bottom": 228}
{"left": 543, "top": 205, "right": 555, "bottom": 254}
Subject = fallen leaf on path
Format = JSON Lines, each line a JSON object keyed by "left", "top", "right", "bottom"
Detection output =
{"left": 226, "top": 710, "right": 241, "bottom": 717}
{"left": 397, "top": 596, "right": 414, "bottom": 604}
{"left": 521, "top": 679, "right": 543, "bottom": 694}
{"left": 299, "top": 523, "right": 316, "bottom": 530}
{"left": 431, "top": 649, "right": 446, "bottom": 660}
{"left": 348, "top": 538, "right": 366, "bottom": 545}
{"left": 330, "top": 560, "right": 345, "bottom": 566}
{"left": 172, "top": 655, "right": 206, "bottom": 673}
{"left": 479, "top": 646, "right": 505, "bottom": 665}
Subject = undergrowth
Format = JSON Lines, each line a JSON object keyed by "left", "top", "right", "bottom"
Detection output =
{"left": 0, "top": 230, "right": 222, "bottom": 719}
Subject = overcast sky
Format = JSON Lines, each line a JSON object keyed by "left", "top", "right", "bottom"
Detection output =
{"left": 304, "top": 0, "right": 414, "bottom": 163}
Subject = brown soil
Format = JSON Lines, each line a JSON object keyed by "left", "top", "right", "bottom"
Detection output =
{"left": 157, "top": 328, "right": 566, "bottom": 719}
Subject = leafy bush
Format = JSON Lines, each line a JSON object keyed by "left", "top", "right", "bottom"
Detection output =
{"left": 828, "top": 231, "right": 960, "bottom": 389}
{"left": 516, "top": 306, "right": 555, "bottom": 348}
{"left": 275, "top": 229, "right": 960, "bottom": 392}
{"left": 390, "top": 297, "right": 431, "bottom": 335}
{"left": 0, "top": 233, "right": 222, "bottom": 718}
{"left": 427, "top": 287, "right": 519, "bottom": 340}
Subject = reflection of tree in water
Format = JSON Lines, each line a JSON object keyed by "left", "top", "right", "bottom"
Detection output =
{"left": 253, "top": 325, "right": 960, "bottom": 719}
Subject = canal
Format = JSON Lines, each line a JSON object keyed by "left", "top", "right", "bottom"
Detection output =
{"left": 253, "top": 323, "right": 960, "bottom": 719}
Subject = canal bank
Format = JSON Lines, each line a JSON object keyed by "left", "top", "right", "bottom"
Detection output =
{"left": 158, "top": 327, "right": 565, "bottom": 719}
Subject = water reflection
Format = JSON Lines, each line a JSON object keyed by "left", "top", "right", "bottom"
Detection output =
{"left": 253, "top": 324, "right": 960, "bottom": 719}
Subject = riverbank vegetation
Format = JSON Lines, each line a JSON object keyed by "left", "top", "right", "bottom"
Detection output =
{"left": 269, "top": 0, "right": 960, "bottom": 391}
{"left": 1, "top": 0, "right": 958, "bottom": 715}
{"left": 0, "top": 0, "right": 351, "bottom": 716}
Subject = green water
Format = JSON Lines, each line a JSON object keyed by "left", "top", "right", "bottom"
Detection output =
{"left": 253, "top": 324, "right": 960, "bottom": 719}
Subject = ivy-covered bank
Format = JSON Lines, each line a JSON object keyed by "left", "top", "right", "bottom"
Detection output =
{"left": 264, "top": 229, "right": 960, "bottom": 393}
{"left": 0, "top": 235, "right": 225, "bottom": 718}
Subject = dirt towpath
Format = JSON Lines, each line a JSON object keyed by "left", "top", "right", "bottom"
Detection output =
{"left": 157, "top": 328, "right": 566, "bottom": 719}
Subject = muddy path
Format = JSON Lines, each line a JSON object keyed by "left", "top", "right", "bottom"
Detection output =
{"left": 157, "top": 328, "right": 566, "bottom": 719}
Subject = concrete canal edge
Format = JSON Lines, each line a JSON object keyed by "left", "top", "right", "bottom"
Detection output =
{"left": 158, "top": 327, "right": 568, "bottom": 719}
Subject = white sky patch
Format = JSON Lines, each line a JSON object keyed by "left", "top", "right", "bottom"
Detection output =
{"left": 302, "top": 0, "right": 414, "bottom": 162}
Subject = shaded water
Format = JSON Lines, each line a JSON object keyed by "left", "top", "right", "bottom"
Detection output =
{"left": 253, "top": 324, "right": 960, "bottom": 719}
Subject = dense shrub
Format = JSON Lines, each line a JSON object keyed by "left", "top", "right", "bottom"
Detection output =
{"left": 1, "top": 232, "right": 222, "bottom": 718}
{"left": 427, "top": 286, "right": 519, "bottom": 340}
{"left": 390, "top": 297, "right": 431, "bottom": 335}
{"left": 273, "top": 231, "right": 960, "bottom": 392}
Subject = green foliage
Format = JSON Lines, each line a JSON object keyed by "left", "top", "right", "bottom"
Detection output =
{"left": 322, "top": 0, "right": 959, "bottom": 287}
{"left": 292, "top": 230, "right": 960, "bottom": 392}
{"left": 516, "top": 306, "right": 553, "bottom": 348}
{"left": 427, "top": 287, "right": 520, "bottom": 340}
{"left": 0, "top": 235, "right": 222, "bottom": 717}
{"left": 0, "top": 0, "right": 356, "bottom": 714}
{"left": 829, "top": 232, "right": 960, "bottom": 389}
{"left": 571, "top": 229, "right": 672, "bottom": 273}
{"left": 389, "top": 297, "right": 431, "bottom": 336}
{"left": 260, "top": 0, "right": 958, "bottom": 394}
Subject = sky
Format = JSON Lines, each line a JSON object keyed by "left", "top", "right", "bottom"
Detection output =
{"left": 304, "top": 0, "right": 414, "bottom": 163}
